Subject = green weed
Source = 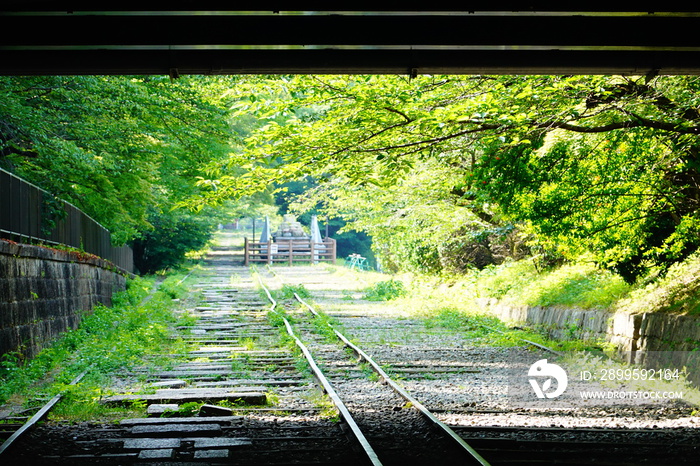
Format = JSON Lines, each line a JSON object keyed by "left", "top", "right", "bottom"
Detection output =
{"left": 473, "top": 259, "right": 630, "bottom": 310}
{"left": 265, "top": 391, "right": 280, "bottom": 405}
{"left": 276, "top": 283, "right": 312, "bottom": 300}
{"left": 311, "top": 313, "right": 340, "bottom": 342}
{"left": 178, "top": 402, "right": 202, "bottom": 416}
{"left": 240, "top": 338, "right": 257, "bottom": 351}
{"left": 363, "top": 279, "right": 407, "bottom": 301}
{"left": 0, "top": 273, "right": 190, "bottom": 421}
{"left": 303, "top": 390, "right": 338, "bottom": 420}
{"left": 159, "top": 276, "right": 189, "bottom": 300}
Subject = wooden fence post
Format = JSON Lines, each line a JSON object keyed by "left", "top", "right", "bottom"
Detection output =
{"left": 244, "top": 237, "right": 249, "bottom": 266}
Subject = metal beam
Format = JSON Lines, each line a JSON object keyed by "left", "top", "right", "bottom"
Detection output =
{"left": 2, "top": 7, "right": 700, "bottom": 75}
{"left": 1, "top": 49, "right": 697, "bottom": 76}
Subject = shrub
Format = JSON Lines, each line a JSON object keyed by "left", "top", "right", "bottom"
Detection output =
{"left": 131, "top": 210, "right": 216, "bottom": 274}
{"left": 364, "top": 279, "right": 407, "bottom": 301}
{"left": 474, "top": 258, "right": 630, "bottom": 310}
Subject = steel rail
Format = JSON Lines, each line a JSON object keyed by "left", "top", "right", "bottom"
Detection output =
{"left": 256, "top": 275, "right": 383, "bottom": 466}
{"left": 0, "top": 369, "right": 88, "bottom": 457}
{"left": 293, "top": 292, "right": 492, "bottom": 466}
{"left": 0, "top": 272, "right": 187, "bottom": 459}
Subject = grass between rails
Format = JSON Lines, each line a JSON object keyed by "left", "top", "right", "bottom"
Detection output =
{"left": 257, "top": 281, "right": 343, "bottom": 420}
{"left": 0, "top": 272, "right": 195, "bottom": 423}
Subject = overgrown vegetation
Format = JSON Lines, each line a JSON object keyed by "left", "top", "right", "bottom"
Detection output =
{"left": 365, "top": 246, "right": 700, "bottom": 319}
{"left": 363, "top": 279, "right": 407, "bottom": 301}
{"left": 4, "top": 74, "right": 700, "bottom": 312}
{"left": 473, "top": 258, "right": 631, "bottom": 310}
{"left": 614, "top": 251, "right": 700, "bottom": 315}
{"left": 0, "top": 273, "right": 192, "bottom": 421}
{"left": 275, "top": 283, "right": 313, "bottom": 301}
{"left": 422, "top": 305, "right": 612, "bottom": 353}
{"left": 309, "top": 309, "right": 342, "bottom": 343}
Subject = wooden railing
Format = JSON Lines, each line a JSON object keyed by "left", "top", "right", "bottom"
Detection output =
{"left": 244, "top": 237, "right": 336, "bottom": 266}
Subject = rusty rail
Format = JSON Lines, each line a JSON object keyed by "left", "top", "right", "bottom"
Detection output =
{"left": 256, "top": 275, "right": 382, "bottom": 466}
{"left": 293, "top": 292, "right": 492, "bottom": 466}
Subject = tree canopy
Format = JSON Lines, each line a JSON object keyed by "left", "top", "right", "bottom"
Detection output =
{"left": 0, "top": 75, "right": 250, "bottom": 272}
{"left": 0, "top": 75, "right": 237, "bottom": 242}
{"left": 203, "top": 74, "right": 700, "bottom": 281}
{"left": 3, "top": 73, "right": 700, "bottom": 280}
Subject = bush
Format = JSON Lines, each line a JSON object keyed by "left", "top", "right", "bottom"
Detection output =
{"left": 364, "top": 279, "right": 407, "bottom": 301}
{"left": 439, "top": 224, "right": 532, "bottom": 273}
{"left": 131, "top": 210, "right": 216, "bottom": 274}
{"left": 276, "top": 284, "right": 312, "bottom": 301}
{"left": 474, "top": 258, "right": 630, "bottom": 310}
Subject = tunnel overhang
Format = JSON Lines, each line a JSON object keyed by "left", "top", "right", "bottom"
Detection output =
{"left": 2, "top": 5, "right": 700, "bottom": 76}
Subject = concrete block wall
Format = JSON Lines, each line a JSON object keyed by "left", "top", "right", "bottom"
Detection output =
{"left": 0, "top": 239, "right": 127, "bottom": 361}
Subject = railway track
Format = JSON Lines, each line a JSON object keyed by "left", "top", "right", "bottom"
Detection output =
{"left": 262, "top": 264, "right": 700, "bottom": 466}
{"left": 256, "top": 267, "right": 489, "bottom": 466}
{"left": 2, "top": 232, "right": 699, "bottom": 465}
{"left": 1, "top": 259, "right": 363, "bottom": 464}
{"left": 0, "top": 238, "right": 487, "bottom": 465}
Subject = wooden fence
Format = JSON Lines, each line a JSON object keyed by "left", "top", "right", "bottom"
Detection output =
{"left": 244, "top": 237, "right": 336, "bottom": 266}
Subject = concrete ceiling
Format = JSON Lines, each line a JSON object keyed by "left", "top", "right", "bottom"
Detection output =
{"left": 3, "top": 4, "right": 700, "bottom": 76}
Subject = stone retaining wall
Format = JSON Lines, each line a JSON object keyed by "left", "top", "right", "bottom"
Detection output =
{"left": 0, "top": 239, "right": 127, "bottom": 361}
{"left": 477, "top": 298, "right": 700, "bottom": 385}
